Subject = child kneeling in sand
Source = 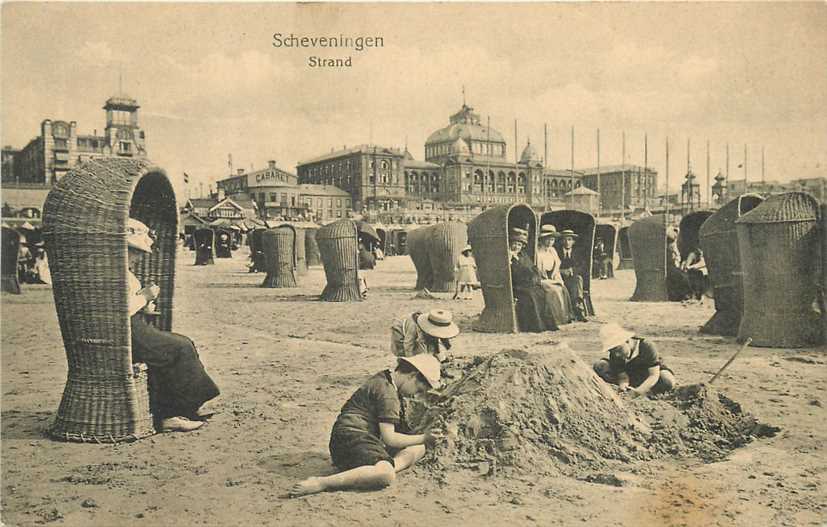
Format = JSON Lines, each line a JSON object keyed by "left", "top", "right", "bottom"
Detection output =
{"left": 593, "top": 323, "right": 676, "bottom": 398}
{"left": 289, "top": 354, "right": 443, "bottom": 497}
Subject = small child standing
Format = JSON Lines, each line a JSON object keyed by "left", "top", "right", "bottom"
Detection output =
{"left": 289, "top": 355, "right": 443, "bottom": 497}
{"left": 453, "top": 245, "right": 478, "bottom": 300}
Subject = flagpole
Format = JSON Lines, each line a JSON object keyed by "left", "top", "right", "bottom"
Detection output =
{"left": 643, "top": 133, "right": 648, "bottom": 211}
{"left": 621, "top": 131, "right": 626, "bottom": 220}
{"left": 596, "top": 128, "right": 601, "bottom": 217}
{"left": 570, "top": 126, "right": 575, "bottom": 210}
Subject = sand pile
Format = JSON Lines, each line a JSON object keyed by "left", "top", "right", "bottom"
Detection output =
{"left": 406, "top": 344, "right": 776, "bottom": 479}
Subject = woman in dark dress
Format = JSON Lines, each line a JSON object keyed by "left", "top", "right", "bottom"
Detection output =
{"left": 509, "top": 227, "right": 558, "bottom": 332}
{"left": 127, "top": 218, "right": 220, "bottom": 432}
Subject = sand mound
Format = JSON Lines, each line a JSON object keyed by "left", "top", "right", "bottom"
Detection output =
{"left": 406, "top": 344, "right": 776, "bottom": 479}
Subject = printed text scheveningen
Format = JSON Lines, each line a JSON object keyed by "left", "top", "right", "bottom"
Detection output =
{"left": 272, "top": 32, "right": 384, "bottom": 68}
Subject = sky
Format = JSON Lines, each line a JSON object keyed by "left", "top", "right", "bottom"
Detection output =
{"left": 2, "top": 2, "right": 826, "bottom": 203}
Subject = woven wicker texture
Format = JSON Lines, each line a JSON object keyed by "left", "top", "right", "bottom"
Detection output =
{"left": 618, "top": 226, "right": 634, "bottom": 269}
{"left": 376, "top": 228, "right": 387, "bottom": 252}
{"left": 317, "top": 219, "right": 362, "bottom": 302}
{"left": 392, "top": 229, "right": 409, "bottom": 255}
{"left": 193, "top": 228, "right": 215, "bottom": 265}
{"left": 736, "top": 191, "right": 823, "bottom": 347}
{"left": 541, "top": 210, "right": 597, "bottom": 315}
{"left": 407, "top": 227, "right": 433, "bottom": 291}
{"left": 596, "top": 223, "right": 619, "bottom": 272}
{"left": 468, "top": 204, "right": 537, "bottom": 333}
{"left": 699, "top": 194, "right": 764, "bottom": 336}
{"left": 2, "top": 227, "right": 21, "bottom": 294}
{"left": 304, "top": 227, "right": 321, "bottom": 267}
{"left": 629, "top": 214, "right": 669, "bottom": 302}
{"left": 42, "top": 157, "right": 178, "bottom": 442}
{"left": 293, "top": 226, "right": 308, "bottom": 275}
{"left": 214, "top": 227, "right": 233, "bottom": 258}
{"left": 261, "top": 226, "right": 298, "bottom": 288}
{"left": 407, "top": 222, "right": 468, "bottom": 292}
{"left": 822, "top": 203, "right": 827, "bottom": 343}
{"left": 678, "top": 210, "right": 714, "bottom": 260}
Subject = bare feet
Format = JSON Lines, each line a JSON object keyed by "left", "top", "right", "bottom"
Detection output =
{"left": 289, "top": 477, "right": 326, "bottom": 498}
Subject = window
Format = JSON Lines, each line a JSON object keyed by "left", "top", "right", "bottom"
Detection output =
{"left": 53, "top": 138, "right": 68, "bottom": 150}
{"left": 328, "top": 209, "right": 333, "bottom": 218}
{"left": 327, "top": 198, "right": 333, "bottom": 207}
{"left": 336, "top": 210, "right": 342, "bottom": 218}
{"left": 336, "top": 198, "right": 342, "bottom": 207}
{"left": 119, "top": 141, "right": 132, "bottom": 154}
{"left": 317, "top": 198, "right": 323, "bottom": 207}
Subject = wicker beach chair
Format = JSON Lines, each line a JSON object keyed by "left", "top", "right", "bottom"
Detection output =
{"left": 678, "top": 211, "right": 714, "bottom": 261}
{"left": 618, "top": 225, "right": 634, "bottom": 269}
{"left": 261, "top": 225, "right": 298, "bottom": 288}
{"left": 304, "top": 226, "right": 321, "bottom": 268}
{"left": 317, "top": 219, "right": 362, "bottom": 302}
{"left": 822, "top": 203, "right": 827, "bottom": 344}
{"left": 407, "top": 222, "right": 468, "bottom": 292}
{"left": 393, "top": 229, "right": 409, "bottom": 256}
{"left": 376, "top": 228, "right": 387, "bottom": 254}
{"left": 292, "top": 225, "right": 308, "bottom": 276}
{"left": 193, "top": 228, "right": 215, "bottom": 266}
{"left": 629, "top": 214, "right": 670, "bottom": 302}
{"left": 699, "top": 195, "right": 764, "bottom": 336}
{"left": 595, "top": 223, "right": 619, "bottom": 278}
{"left": 42, "top": 158, "right": 178, "bottom": 442}
{"left": 468, "top": 204, "right": 537, "bottom": 333}
{"left": 735, "top": 191, "right": 823, "bottom": 348}
{"left": 2, "top": 227, "right": 22, "bottom": 294}
{"left": 540, "top": 209, "right": 596, "bottom": 316}
{"left": 214, "top": 227, "right": 233, "bottom": 258}
{"left": 248, "top": 228, "right": 267, "bottom": 272}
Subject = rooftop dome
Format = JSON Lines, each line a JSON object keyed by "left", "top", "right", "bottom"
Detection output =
{"left": 425, "top": 104, "right": 505, "bottom": 146}
{"left": 520, "top": 140, "right": 539, "bottom": 163}
{"left": 451, "top": 137, "right": 470, "bottom": 154}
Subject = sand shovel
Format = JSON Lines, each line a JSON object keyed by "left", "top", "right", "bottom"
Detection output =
{"left": 676, "top": 337, "right": 752, "bottom": 398}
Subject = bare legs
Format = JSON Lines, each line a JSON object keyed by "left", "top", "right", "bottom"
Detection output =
{"left": 289, "top": 445, "right": 426, "bottom": 498}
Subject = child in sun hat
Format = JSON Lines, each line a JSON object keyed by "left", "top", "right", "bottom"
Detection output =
{"left": 127, "top": 218, "right": 220, "bottom": 432}
{"left": 289, "top": 354, "right": 444, "bottom": 497}
{"left": 390, "top": 309, "right": 460, "bottom": 362}
{"left": 592, "top": 322, "right": 676, "bottom": 397}
{"left": 453, "top": 245, "right": 478, "bottom": 300}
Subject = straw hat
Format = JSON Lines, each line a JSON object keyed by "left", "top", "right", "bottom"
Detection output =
{"left": 559, "top": 229, "right": 579, "bottom": 239}
{"left": 417, "top": 309, "right": 460, "bottom": 339}
{"left": 600, "top": 322, "right": 635, "bottom": 353}
{"left": 538, "top": 225, "right": 559, "bottom": 239}
{"left": 509, "top": 227, "right": 529, "bottom": 244}
{"left": 399, "top": 354, "right": 442, "bottom": 389}
{"left": 127, "top": 218, "right": 154, "bottom": 254}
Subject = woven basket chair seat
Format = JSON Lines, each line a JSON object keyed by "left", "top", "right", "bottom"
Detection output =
{"left": 293, "top": 226, "right": 308, "bottom": 275}
{"left": 193, "top": 228, "right": 215, "bottom": 265}
{"left": 629, "top": 214, "right": 670, "bottom": 302}
{"left": 261, "top": 226, "right": 298, "bottom": 288}
{"left": 678, "top": 210, "right": 714, "bottom": 261}
{"left": 43, "top": 158, "right": 178, "bottom": 442}
{"left": 699, "top": 194, "right": 764, "bottom": 336}
{"left": 214, "top": 228, "right": 233, "bottom": 258}
{"left": 2, "top": 227, "right": 22, "bottom": 294}
{"left": 304, "top": 227, "right": 321, "bottom": 267}
{"left": 392, "top": 229, "right": 409, "bottom": 255}
{"left": 317, "top": 219, "right": 361, "bottom": 302}
{"left": 596, "top": 223, "right": 619, "bottom": 274}
{"left": 468, "top": 204, "right": 537, "bottom": 333}
{"left": 407, "top": 222, "right": 468, "bottom": 292}
{"left": 735, "top": 191, "right": 822, "bottom": 347}
{"left": 618, "top": 226, "right": 634, "bottom": 269}
{"left": 540, "top": 209, "right": 596, "bottom": 316}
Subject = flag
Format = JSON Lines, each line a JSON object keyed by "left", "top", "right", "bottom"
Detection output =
{"left": 183, "top": 172, "right": 190, "bottom": 184}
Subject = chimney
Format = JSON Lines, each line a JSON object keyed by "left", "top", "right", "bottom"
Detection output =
{"left": 268, "top": 160, "right": 276, "bottom": 169}
{"left": 237, "top": 168, "right": 245, "bottom": 175}
{"left": 217, "top": 187, "right": 225, "bottom": 200}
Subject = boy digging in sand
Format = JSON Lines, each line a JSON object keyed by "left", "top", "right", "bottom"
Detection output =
{"left": 289, "top": 354, "right": 443, "bottom": 497}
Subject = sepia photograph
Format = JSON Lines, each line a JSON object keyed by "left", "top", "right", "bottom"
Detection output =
{"left": 1, "top": 2, "right": 826, "bottom": 526}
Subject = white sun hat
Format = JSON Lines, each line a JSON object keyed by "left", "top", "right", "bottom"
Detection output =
{"left": 416, "top": 309, "right": 460, "bottom": 339}
{"left": 399, "top": 353, "right": 442, "bottom": 389}
{"left": 600, "top": 322, "right": 635, "bottom": 353}
{"left": 127, "top": 218, "right": 154, "bottom": 254}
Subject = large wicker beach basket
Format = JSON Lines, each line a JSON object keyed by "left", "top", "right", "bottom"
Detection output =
{"left": 317, "top": 219, "right": 361, "bottom": 301}
{"left": 214, "top": 227, "right": 233, "bottom": 258}
{"left": 629, "top": 214, "right": 669, "bottom": 302}
{"left": 678, "top": 210, "right": 714, "bottom": 260}
{"left": 407, "top": 226, "right": 433, "bottom": 291}
{"left": 618, "top": 226, "right": 634, "bottom": 269}
{"left": 43, "top": 158, "right": 178, "bottom": 442}
{"left": 596, "top": 223, "right": 619, "bottom": 273}
{"left": 193, "top": 228, "right": 215, "bottom": 265}
{"left": 736, "top": 191, "right": 822, "bottom": 347}
{"left": 261, "top": 225, "right": 298, "bottom": 288}
{"left": 822, "top": 203, "right": 827, "bottom": 343}
{"left": 2, "top": 227, "right": 21, "bottom": 294}
{"left": 699, "top": 194, "right": 764, "bottom": 336}
{"left": 541, "top": 209, "right": 596, "bottom": 315}
{"left": 468, "top": 204, "right": 537, "bottom": 333}
{"left": 293, "top": 225, "right": 308, "bottom": 275}
{"left": 304, "top": 226, "right": 321, "bottom": 267}
{"left": 407, "top": 222, "right": 468, "bottom": 292}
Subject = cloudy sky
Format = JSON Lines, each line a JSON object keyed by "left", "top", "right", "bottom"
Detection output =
{"left": 2, "top": 3, "right": 826, "bottom": 202}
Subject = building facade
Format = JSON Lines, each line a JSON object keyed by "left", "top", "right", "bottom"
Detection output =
{"left": 296, "top": 103, "right": 585, "bottom": 222}
{"left": 580, "top": 164, "right": 658, "bottom": 215}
